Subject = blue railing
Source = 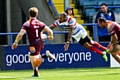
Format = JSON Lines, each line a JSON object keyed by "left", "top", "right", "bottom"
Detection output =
{"left": 0, "top": 23, "right": 98, "bottom": 45}
{"left": 94, "top": 6, "right": 120, "bottom": 9}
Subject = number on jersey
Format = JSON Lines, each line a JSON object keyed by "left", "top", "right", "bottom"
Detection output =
{"left": 36, "top": 29, "right": 38, "bottom": 37}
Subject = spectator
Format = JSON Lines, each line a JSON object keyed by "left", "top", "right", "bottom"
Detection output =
{"left": 65, "top": 6, "right": 78, "bottom": 19}
{"left": 65, "top": 6, "right": 78, "bottom": 42}
{"left": 95, "top": 3, "right": 115, "bottom": 42}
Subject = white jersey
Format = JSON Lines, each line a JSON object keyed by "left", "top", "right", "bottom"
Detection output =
{"left": 52, "top": 16, "right": 88, "bottom": 42}
{"left": 72, "top": 23, "right": 87, "bottom": 42}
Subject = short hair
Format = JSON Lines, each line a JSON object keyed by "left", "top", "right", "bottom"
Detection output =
{"left": 60, "top": 12, "right": 67, "bottom": 18}
{"left": 100, "top": 3, "right": 107, "bottom": 6}
{"left": 98, "top": 17, "right": 106, "bottom": 23}
{"left": 29, "top": 7, "right": 38, "bottom": 17}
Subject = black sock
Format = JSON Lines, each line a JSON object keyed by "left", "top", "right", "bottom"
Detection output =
{"left": 34, "top": 68, "right": 38, "bottom": 76}
{"left": 41, "top": 54, "right": 47, "bottom": 58}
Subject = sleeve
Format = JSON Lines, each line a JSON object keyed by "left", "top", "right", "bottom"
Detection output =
{"left": 109, "top": 25, "right": 116, "bottom": 35}
{"left": 68, "top": 18, "right": 76, "bottom": 27}
{"left": 22, "top": 22, "right": 29, "bottom": 30}
{"left": 39, "top": 22, "right": 46, "bottom": 30}
{"left": 95, "top": 12, "right": 100, "bottom": 23}
{"left": 51, "top": 20, "right": 59, "bottom": 27}
{"left": 109, "top": 29, "right": 116, "bottom": 35}
{"left": 111, "top": 11, "right": 115, "bottom": 21}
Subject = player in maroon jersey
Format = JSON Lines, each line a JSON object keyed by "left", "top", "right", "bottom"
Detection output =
{"left": 11, "top": 7, "right": 55, "bottom": 77}
{"left": 98, "top": 17, "right": 120, "bottom": 64}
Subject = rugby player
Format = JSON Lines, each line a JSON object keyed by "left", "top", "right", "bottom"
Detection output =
{"left": 11, "top": 7, "right": 55, "bottom": 77}
{"left": 50, "top": 12, "right": 108, "bottom": 62}
{"left": 98, "top": 17, "right": 120, "bottom": 64}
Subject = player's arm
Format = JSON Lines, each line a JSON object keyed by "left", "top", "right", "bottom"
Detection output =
{"left": 42, "top": 21, "right": 57, "bottom": 34}
{"left": 49, "top": 20, "right": 58, "bottom": 29}
{"left": 43, "top": 25, "right": 53, "bottom": 40}
{"left": 41, "top": 25, "right": 54, "bottom": 34}
{"left": 12, "top": 29, "right": 26, "bottom": 50}
{"left": 64, "top": 25, "right": 73, "bottom": 51}
{"left": 15, "top": 29, "right": 26, "bottom": 43}
{"left": 66, "top": 18, "right": 74, "bottom": 44}
{"left": 67, "top": 26, "right": 73, "bottom": 43}
{"left": 49, "top": 25, "right": 55, "bottom": 29}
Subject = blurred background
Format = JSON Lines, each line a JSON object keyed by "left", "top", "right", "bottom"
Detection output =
{"left": 0, "top": 0, "right": 120, "bottom": 45}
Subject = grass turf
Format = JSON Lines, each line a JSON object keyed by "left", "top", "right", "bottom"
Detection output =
{"left": 0, "top": 68, "right": 120, "bottom": 80}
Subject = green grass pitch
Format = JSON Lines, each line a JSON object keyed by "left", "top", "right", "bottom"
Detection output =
{"left": 0, "top": 68, "right": 120, "bottom": 80}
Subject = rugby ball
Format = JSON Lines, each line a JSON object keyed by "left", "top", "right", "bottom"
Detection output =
{"left": 41, "top": 34, "right": 47, "bottom": 41}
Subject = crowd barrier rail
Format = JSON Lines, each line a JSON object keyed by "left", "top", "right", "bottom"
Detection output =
{"left": 0, "top": 23, "right": 98, "bottom": 45}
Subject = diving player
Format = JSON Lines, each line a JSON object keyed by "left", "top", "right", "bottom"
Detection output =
{"left": 50, "top": 12, "right": 108, "bottom": 62}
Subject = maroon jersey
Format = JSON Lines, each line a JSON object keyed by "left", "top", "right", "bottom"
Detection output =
{"left": 22, "top": 18, "right": 45, "bottom": 46}
{"left": 108, "top": 21, "right": 120, "bottom": 44}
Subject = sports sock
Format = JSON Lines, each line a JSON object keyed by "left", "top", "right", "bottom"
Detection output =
{"left": 88, "top": 45, "right": 103, "bottom": 56}
{"left": 93, "top": 41, "right": 106, "bottom": 51}
{"left": 41, "top": 54, "right": 47, "bottom": 58}
{"left": 34, "top": 68, "right": 38, "bottom": 76}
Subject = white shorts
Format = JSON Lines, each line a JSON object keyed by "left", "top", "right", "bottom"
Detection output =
{"left": 72, "top": 30, "right": 87, "bottom": 42}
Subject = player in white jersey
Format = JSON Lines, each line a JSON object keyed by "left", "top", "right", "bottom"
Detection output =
{"left": 50, "top": 12, "right": 108, "bottom": 62}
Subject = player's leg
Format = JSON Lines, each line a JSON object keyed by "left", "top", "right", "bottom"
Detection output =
{"left": 29, "top": 46, "right": 55, "bottom": 77}
{"left": 78, "top": 36, "right": 108, "bottom": 62}
{"left": 91, "top": 40, "right": 110, "bottom": 53}
{"left": 91, "top": 41, "right": 107, "bottom": 50}
{"left": 41, "top": 50, "right": 55, "bottom": 59}
{"left": 29, "top": 45, "right": 46, "bottom": 77}
{"left": 86, "top": 36, "right": 108, "bottom": 51}
{"left": 110, "top": 44, "right": 120, "bottom": 64}
{"left": 116, "top": 45, "right": 120, "bottom": 56}
{"left": 29, "top": 53, "right": 43, "bottom": 68}
{"left": 111, "top": 52, "right": 120, "bottom": 64}
{"left": 28, "top": 52, "right": 43, "bottom": 77}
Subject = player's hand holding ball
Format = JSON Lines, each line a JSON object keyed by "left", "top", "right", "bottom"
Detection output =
{"left": 41, "top": 34, "right": 48, "bottom": 41}
{"left": 41, "top": 34, "right": 54, "bottom": 41}
{"left": 48, "top": 36, "right": 54, "bottom": 40}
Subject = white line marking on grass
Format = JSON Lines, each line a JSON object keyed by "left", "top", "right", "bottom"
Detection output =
{"left": 0, "top": 76, "right": 15, "bottom": 78}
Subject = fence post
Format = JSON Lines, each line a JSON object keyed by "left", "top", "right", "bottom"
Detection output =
{"left": 93, "top": 24, "right": 98, "bottom": 42}
{"left": 10, "top": 34, "right": 13, "bottom": 45}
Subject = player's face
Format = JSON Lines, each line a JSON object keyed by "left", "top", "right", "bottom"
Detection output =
{"left": 67, "top": 9, "right": 73, "bottom": 15}
{"left": 59, "top": 15, "right": 66, "bottom": 22}
{"left": 101, "top": 5, "right": 108, "bottom": 13}
{"left": 98, "top": 21, "right": 106, "bottom": 28}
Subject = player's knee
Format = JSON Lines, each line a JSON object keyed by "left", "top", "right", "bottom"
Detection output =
{"left": 33, "top": 58, "right": 42, "bottom": 67}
